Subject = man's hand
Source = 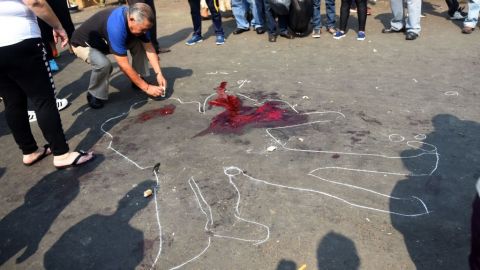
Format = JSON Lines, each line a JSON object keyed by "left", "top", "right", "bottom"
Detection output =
{"left": 52, "top": 27, "right": 69, "bottom": 48}
{"left": 144, "top": 84, "right": 164, "bottom": 97}
{"left": 156, "top": 73, "right": 167, "bottom": 96}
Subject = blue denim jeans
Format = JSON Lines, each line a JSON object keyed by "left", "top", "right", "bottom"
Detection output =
{"left": 390, "top": 0, "right": 421, "bottom": 34}
{"left": 255, "top": 0, "right": 288, "bottom": 34}
{"left": 232, "top": 0, "right": 261, "bottom": 29}
{"left": 312, "top": 0, "right": 336, "bottom": 30}
{"left": 464, "top": 0, "right": 480, "bottom": 28}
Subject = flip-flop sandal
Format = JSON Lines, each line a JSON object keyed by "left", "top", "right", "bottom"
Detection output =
{"left": 23, "top": 144, "right": 51, "bottom": 166}
{"left": 55, "top": 151, "right": 95, "bottom": 170}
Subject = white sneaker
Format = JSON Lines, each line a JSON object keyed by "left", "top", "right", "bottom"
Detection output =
{"left": 450, "top": 11, "right": 466, "bottom": 20}
{"left": 28, "top": 110, "right": 37, "bottom": 122}
{"left": 28, "top": 98, "right": 67, "bottom": 123}
{"left": 56, "top": 98, "right": 69, "bottom": 111}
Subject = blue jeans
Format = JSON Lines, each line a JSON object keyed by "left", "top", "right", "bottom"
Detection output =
{"left": 232, "top": 0, "right": 261, "bottom": 29}
{"left": 256, "top": 0, "right": 288, "bottom": 34}
{"left": 312, "top": 0, "right": 336, "bottom": 30}
{"left": 465, "top": 0, "right": 480, "bottom": 28}
{"left": 389, "top": 0, "right": 421, "bottom": 34}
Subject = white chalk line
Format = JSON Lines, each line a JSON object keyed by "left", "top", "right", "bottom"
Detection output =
{"left": 223, "top": 166, "right": 430, "bottom": 217}
{"left": 97, "top": 87, "right": 438, "bottom": 269}
{"left": 149, "top": 169, "right": 163, "bottom": 270}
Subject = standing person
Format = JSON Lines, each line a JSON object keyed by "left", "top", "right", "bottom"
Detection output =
{"left": 186, "top": 0, "right": 225, "bottom": 45}
{"left": 381, "top": 0, "right": 421, "bottom": 40}
{"left": 471, "top": 178, "right": 480, "bottom": 270}
{"left": 37, "top": 0, "right": 76, "bottom": 71}
{"left": 333, "top": 0, "right": 367, "bottom": 40}
{"left": 256, "top": 0, "right": 294, "bottom": 42}
{"left": 0, "top": 0, "right": 94, "bottom": 169}
{"left": 462, "top": 0, "right": 480, "bottom": 34}
{"left": 70, "top": 3, "right": 167, "bottom": 109}
{"left": 231, "top": 0, "right": 264, "bottom": 35}
{"left": 311, "top": 0, "right": 336, "bottom": 37}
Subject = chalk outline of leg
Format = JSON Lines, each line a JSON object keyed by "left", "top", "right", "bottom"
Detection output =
{"left": 98, "top": 89, "right": 438, "bottom": 269}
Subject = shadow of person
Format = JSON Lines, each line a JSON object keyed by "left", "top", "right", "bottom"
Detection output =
{"left": 157, "top": 28, "right": 192, "bottom": 49}
{"left": 422, "top": 1, "right": 464, "bottom": 29}
{"left": 0, "top": 167, "right": 5, "bottom": 180}
{"left": 109, "top": 66, "right": 193, "bottom": 101}
{"left": 317, "top": 231, "right": 360, "bottom": 270}
{"left": 43, "top": 179, "right": 155, "bottom": 270}
{"left": 64, "top": 91, "right": 149, "bottom": 151}
{"left": 276, "top": 259, "right": 297, "bottom": 270}
{"left": 374, "top": 13, "right": 394, "bottom": 29}
{"left": 55, "top": 70, "right": 93, "bottom": 105}
{"left": 205, "top": 17, "right": 237, "bottom": 39}
{"left": 0, "top": 155, "right": 104, "bottom": 266}
{"left": 390, "top": 114, "right": 480, "bottom": 269}
{"left": 0, "top": 110, "right": 9, "bottom": 139}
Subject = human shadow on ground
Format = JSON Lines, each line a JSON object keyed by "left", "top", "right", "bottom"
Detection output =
{"left": 0, "top": 110, "right": 10, "bottom": 139}
{"left": 43, "top": 179, "right": 155, "bottom": 270}
{"left": 422, "top": 1, "right": 464, "bottom": 29}
{"left": 55, "top": 69, "right": 92, "bottom": 105}
{"left": 391, "top": 114, "right": 480, "bottom": 269}
{"left": 0, "top": 167, "right": 5, "bottom": 180}
{"left": 276, "top": 259, "right": 297, "bottom": 270}
{"left": 0, "top": 155, "right": 104, "bottom": 266}
{"left": 64, "top": 66, "right": 192, "bottom": 151}
{"left": 157, "top": 28, "right": 192, "bottom": 49}
{"left": 317, "top": 231, "right": 360, "bottom": 270}
{"left": 205, "top": 18, "right": 237, "bottom": 40}
{"left": 275, "top": 232, "right": 359, "bottom": 270}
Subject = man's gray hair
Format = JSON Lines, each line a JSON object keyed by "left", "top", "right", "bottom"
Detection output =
{"left": 128, "top": 3, "right": 155, "bottom": 24}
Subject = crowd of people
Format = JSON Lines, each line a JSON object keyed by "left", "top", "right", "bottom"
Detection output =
{"left": 187, "top": 0, "right": 477, "bottom": 43}
{"left": 0, "top": 0, "right": 479, "bottom": 268}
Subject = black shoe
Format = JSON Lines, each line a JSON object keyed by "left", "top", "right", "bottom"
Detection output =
{"left": 268, "top": 34, "right": 277, "bottom": 42}
{"left": 256, "top": 27, "right": 266, "bottom": 34}
{"left": 405, "top": 32, "right": 418, "bottom": 40}
{"left": 87, "top": 92, "right": 104, "bottom": 109}
{"left": 233, "top": 28, "right": 250, "bottom": 35}
{"left": 382, "top": 27, "right": 405, "bottom": 33}
{"left": 279, "top": 31, "right": 294, "bottom": 39}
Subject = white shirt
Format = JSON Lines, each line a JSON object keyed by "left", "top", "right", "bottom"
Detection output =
{"left": 0, "top": 0, "right": 41, "bottom": 47}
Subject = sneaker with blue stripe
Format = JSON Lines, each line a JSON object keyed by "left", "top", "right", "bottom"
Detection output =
{"left": 333, "top": 31, "right": 346, "bottom": 39}
{"left": 216, "top": 35, "right": 225, "bottom": 45}
{"left": 185, "top": 35, "right": 203, "bottom": 46}
{"left": 357, "top": 31, "right": 366, "bottom": 41}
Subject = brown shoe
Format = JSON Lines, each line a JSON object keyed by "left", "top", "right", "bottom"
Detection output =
{"left": 327, "top": 27, "right": 336, "bottom": 34}
{"left": 462, "top": 26, "right": 474, "bottom": 34}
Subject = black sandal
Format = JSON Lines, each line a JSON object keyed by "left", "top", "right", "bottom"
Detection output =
{"left": 23, "top": 144, "right": 51, "bottom": 166}
{"left": 55, "top": 151, "right": 95, "bottom": 170}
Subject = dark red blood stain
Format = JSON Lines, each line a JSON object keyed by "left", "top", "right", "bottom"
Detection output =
{"left": 332, "top": 154, "right": 340, "bottom": 159}
{"left": 196, "top": 82, "right": 308, "bottom": 136}
{"left": 136, "top": 104, "right": 176, "bottom": 123}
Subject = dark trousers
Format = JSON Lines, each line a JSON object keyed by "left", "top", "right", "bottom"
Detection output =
{"left": 0, "top": 38, "right": 69, "bottom": 156}
{"left": 38, "top": 0, "right": 75, "bottom": 60}
{"left": 445, "top": 0, "right": 460, "bottom": 16}
{"left": 127, "top": 0, "right": 159, "bottom": 50}
{"left": 188, "top": 0, "right": 224, "bottom": 36}
{"left": 256, "top": 0, "right": 288, "bottom": 35}
{"left": 471, "top": 195, "right": 480, "bottom": 270}
{"left": 339, "top": 0, "right": 367, "bottom": 31}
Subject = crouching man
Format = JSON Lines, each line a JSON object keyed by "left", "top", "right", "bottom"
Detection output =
{"left": 71, "top": 3, "right": 166, "bottom": 109}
